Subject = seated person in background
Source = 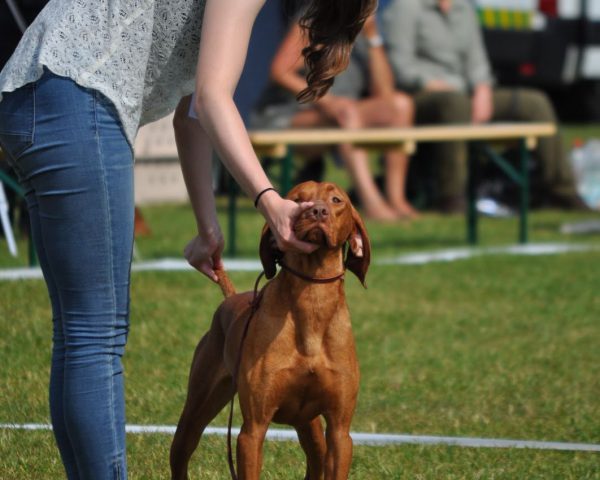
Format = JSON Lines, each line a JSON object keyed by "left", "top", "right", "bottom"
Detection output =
{"left": 251, "top": 15, "right": 418, "bottom": 220}
{"left": 380, "top": 0, "right": 587, "bottom": 213}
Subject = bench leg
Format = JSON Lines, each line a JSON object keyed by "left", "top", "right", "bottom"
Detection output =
{"left": 480, "top": 143, "right": 531, "bottom": 244}
{"left": 280, "top": 146, "right": 293, "bottom": 196}
{"left": 467, "top": 142, "right": 479, "bottom": 245}
{"left": 519, "top": 139, "right": 529, "bottom": 244}
{"left": 0, "top": 167, "right": 38, "bottom": 265}
{"left": 0, "top": 168, "right": 25, "bottom": 197}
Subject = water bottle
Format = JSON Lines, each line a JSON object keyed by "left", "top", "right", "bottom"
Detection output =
{"left": 570, "top": 139, "right": 600, "bottom": 210}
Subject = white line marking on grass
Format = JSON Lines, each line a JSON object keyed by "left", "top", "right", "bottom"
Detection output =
{"left": 377, "top": 242, "right": 599, "bottom": 265}
{"left": 1, "top": 243, "right": 598, "bottom": 282}
{"left": 2, "top": 423, "right": 599, "bottom": 452}
{"left": 0, "top": 258, "right": 262, "bottom": 281}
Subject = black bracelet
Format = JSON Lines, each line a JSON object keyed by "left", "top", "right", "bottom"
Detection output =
{"left": 254, "top": 187, "right": 276, "bottom": 208}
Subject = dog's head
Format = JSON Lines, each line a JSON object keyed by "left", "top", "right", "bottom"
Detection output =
{"left": 259, "top": 181, "right": 371, "bottom": 286}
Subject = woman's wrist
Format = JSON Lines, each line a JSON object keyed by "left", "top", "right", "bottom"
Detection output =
{"left": 255, "top": 188, "right": 281, "bottom": 219}
{"left": 254, "top": 187, "right": 277, "bottom": 208}
{"left": 365, "top": 34, "right": 384, "bottom": 48}
{"left": 196, "top": 216, "right": 220, "bottom": 239}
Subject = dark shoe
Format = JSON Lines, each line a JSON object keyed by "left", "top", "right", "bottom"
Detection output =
{"left": 545, "top": 192, "right": 593, "bottom": 211}
{"left": 437, "top": 195, "right": 467, "bottom": 214}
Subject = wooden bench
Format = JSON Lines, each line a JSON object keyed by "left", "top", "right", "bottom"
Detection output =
{"left": 1, "top": 122, "right": 557, "bottom": 260}
{"left": 222, "top": 122, "right": 557, "bottom": 256}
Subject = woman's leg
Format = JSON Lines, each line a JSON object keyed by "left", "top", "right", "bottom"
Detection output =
{"left": 0, "top": 71, "right": 134, "bottom": 479}
{"left": 492, "top": 88, "right": 583, "bottom": 207}
{"left": 291, "top": 107, "right": 398, "bottom": 220}
{"left": 336, "top": 143, "right": 397, "bottom": 220}
{"left": 414, "top": 91, "right": 471, "bottom": 212}
{"left": 19, "top": 175, "right": 81, "bottom": 477}
{"left": 355, "top": 92, "right": 419, "bottom": 217}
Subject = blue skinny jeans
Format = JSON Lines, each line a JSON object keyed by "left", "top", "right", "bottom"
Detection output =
{"left": 0, "top": 69, "right": 134, "bottom": 479}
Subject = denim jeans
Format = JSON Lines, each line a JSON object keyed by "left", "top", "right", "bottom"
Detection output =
{"left": 0, "top": 69, "right": 134, "bottom": 479}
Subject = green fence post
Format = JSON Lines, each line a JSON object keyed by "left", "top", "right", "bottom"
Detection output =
{"left": 1, "top": 168, "right": 37, "bottom": 265}
{"left": 467, "top": 143, "right": 479, "bottom": 245}
{"left": 519, "top": 139, "right": 529, "bottom": 244}
{"left": 280, "top": 147, "right": 293, "bottom": 196}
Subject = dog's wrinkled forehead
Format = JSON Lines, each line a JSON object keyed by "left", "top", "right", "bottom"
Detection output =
{"left": 287, "top": 181, "right": 349, "bottom": 204}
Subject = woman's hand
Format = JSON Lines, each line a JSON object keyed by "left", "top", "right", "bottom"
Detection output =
{"left": 184, "top": 223, "right": 225, "bottom": 282}
{"left": 424, "top": 79, "right": 454, "bottom": 92}
{"left": 471, "top": 83, "right": 494, "bottom": 124}
{"left": 256, "top": 190, "right": 318, "bottom": 254}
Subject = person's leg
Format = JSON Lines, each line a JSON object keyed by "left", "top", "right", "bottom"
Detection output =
{"left": 414, "top": 91, "right": 471, "bottom": 212}
{"left": 26, "top": 175, "right": 82, "bottom": 478}
{"left": 0, "top": 80, "right": 81, "bottom": 477}
{"left": 335, "top": 143, "right": 398, "bottom": 219}
{"left": 355, "top": 92, "right": 419, "bottom": 217}
{"left": 291, "top": 106, "right": 398, "bottom": 220}
{"left": 492, "top": 88, "right": 584, "bottom": 208}
{"left": 0, "top": 70, "right": 134, "bottom": 479}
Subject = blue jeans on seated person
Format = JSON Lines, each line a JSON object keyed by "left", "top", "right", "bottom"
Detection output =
{"left": 0, "top": 69, "right": 134, "bottom": 479}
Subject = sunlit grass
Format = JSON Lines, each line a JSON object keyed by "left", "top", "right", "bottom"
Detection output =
{"left": 1, "top": 124, "right": 599, "bottom": 478}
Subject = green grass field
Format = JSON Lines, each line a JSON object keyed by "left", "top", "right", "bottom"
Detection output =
{"left": 1, "top": 125, "right": 600, "bottom": 478}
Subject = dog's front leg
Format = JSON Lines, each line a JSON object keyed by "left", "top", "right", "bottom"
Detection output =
{"left": 236, "top": 421, "right": 269, "bottom": 480}
{"left": 324, "top": 416, "right": 353, "bottom": 480}
{"left": 296, "top": 417, "right": 326, "bottom": 479}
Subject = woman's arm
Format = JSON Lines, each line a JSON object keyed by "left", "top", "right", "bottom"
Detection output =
{"left": 362, "top": 16, "right": 395, "bottom": 98}
{"left": 173, "top": 95, "right": 224, "bottom": 281}
{"left": 269, "top": 23, "right": 308, "bottom": 97}
{"left": 270, "top": 22, "right": 359, "bottom": 126}
{"left": 192, "top": 0, "right": 316, "bottom": 254}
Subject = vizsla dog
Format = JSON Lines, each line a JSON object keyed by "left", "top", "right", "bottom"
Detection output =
{"left": 170, "top": 181, "right": 370, "bottom": 480}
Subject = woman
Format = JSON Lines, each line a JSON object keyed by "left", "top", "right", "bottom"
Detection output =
{"left": 0, "top": 0, "right": 375, "bottom": 477}
{"left": 252, "top": 15, "right": 418, "bottom": 220}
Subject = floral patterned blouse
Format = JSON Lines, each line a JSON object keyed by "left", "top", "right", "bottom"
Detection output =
{"left": 0, "top": 0, "right": 207, "bottom": 146}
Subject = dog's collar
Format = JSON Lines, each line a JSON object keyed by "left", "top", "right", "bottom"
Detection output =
{"left": 277, "top": 260, "right": 345, "bottom": 284}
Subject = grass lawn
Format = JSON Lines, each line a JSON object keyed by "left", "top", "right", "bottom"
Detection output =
{"left": 1, "top": 124, "right": 600, "bottom": 478}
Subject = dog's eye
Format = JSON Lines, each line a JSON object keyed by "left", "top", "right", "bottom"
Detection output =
{"left": 332, "top": 196, "right": 342, "bottom": 204}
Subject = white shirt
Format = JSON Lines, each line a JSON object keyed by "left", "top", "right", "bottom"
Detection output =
{"left": 0, "top": 0, "right": 207, "bottom": 146}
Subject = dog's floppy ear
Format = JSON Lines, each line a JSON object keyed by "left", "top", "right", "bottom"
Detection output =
{"left": 346, "top": 207, "right": 371, "bottom": 288}
{"left": 259, "top": 224, "right": 281, "bottom": 279}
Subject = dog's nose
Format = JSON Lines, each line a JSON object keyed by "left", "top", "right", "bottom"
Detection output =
{"left": 308, "top": 201, "right": 329, "bottom": 220}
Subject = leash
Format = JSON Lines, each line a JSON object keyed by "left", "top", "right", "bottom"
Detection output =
{"left": 227, "top": 270, "right": 266, "bottom": 480}
{"left": 226, "top": 258, "right": 346, "bottom": 480}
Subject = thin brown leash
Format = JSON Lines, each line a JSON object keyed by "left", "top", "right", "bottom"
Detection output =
{"left": 227, "top": 270, "right": 266, "bottom": 480}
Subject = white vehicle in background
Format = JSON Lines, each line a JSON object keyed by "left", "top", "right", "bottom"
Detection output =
{"left": 475, "top": 0, "right": 600, "bottom": 119}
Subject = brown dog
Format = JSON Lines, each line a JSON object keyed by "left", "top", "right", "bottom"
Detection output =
{"left": 170, "top": 181, "right": 370, "bottom": 480}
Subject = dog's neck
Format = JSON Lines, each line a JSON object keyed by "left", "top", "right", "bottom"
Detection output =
{"left": 275, "top": 247, "right": 347, "bottom": 357}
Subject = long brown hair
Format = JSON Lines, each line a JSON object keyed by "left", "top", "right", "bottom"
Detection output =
{"left": 297, "top": 0, "right": 377, "bottom": 103}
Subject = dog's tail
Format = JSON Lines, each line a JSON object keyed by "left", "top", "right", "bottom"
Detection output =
{"left": 215, "top": 268, "right": 236, "bottom": 298}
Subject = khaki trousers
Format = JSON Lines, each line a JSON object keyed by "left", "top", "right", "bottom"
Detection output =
{"left": 413, "top": 88, "right": 577, "bottom": 201}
